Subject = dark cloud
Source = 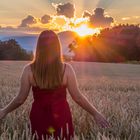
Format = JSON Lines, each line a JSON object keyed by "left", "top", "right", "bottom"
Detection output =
{"left": 0, "top": 26, "right": 41, "bottom": 32}
{"left": 41, "top": 15, "right": 52, "bottom": 24}
{"left": 83, "top": 8, "right": 114, "bottom": 28}
{"left": 0, "top": 26, "right": 55, "bottom": 34}
{"left": 52, "top": 2, "right": 75, "bottom": 18}
{"left": 19, "top": 15, "right": 37, "bottom": 27}
{"left": 0, "top": 26, "right": 15, "bottom": 32}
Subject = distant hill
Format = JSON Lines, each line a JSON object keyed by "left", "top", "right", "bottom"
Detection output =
{"left": 0, "top": 31, "right": 78, "bottom": 55}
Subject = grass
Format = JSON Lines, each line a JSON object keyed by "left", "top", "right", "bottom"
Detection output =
{"left": 0, "top": 61, "right": 140, "bottom": 140}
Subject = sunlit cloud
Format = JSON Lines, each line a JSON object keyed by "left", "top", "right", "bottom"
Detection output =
{"left": 0, "top": 2, "right": 126, "bottom": 34}
{"left": 69, "top": 17, "right": 89, "bottom": 27}
{"left": 64, "top": 17, "right": 102, "bottom": 36}
{"left": 48, "top": 15, "right": 67, "bottom": 31}
{"left": 132, "top": 16, "right": 140, "bottom": 19}
{"left": 122, "top": 17, "right": 131, "bottom": 21}
{"left": 121, "top": 16, "right": 140, "bottom": 24}
{"left": 52, "top": 16, "right": 67, "bottom": 26}
{"left": 52, "top": 2, "right": 75, "bottom": 18}
{"left": 0, "top": 0, "right": 140, "bottom": 33}
{"left": 72, "top": 17, "right": 89, "bottom": 25}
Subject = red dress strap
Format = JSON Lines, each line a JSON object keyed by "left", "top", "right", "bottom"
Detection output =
{"left": 62, "top": 63, "right": 66, "bottom": 81}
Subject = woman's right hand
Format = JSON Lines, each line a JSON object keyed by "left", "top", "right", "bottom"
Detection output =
{"left": 93, "top": 112, "right": 110, "bottom": 128}
{"left": 0, "top": 109, "right": 6, "bottom": 120}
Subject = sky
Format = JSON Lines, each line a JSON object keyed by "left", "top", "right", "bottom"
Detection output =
{"left": 0, "top": 0, "right": 140, "bottom": 33}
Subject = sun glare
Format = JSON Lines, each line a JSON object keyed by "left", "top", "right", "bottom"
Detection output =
{"left": 73, "top": 24, "right": 101, "bottom": 37}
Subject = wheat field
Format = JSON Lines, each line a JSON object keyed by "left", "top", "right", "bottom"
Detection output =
{"left": 0, "top": 61, "right": 140, "bottom": 140}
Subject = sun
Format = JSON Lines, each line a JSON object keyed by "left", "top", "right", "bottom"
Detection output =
{"left": 73, "top": 24, "right": 101, "bottom": 37}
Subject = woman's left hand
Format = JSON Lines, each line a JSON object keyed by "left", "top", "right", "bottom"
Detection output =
{"left": 0, "top": 109, "right": 6, "bottom": 119}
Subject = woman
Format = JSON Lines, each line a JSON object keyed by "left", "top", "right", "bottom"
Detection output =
{"left": 0, "top": 30, "right": 110, "bottom": 140}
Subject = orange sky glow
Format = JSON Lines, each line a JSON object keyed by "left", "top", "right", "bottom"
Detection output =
{"left": 0, "top": 0, "right": 140, "bottom": 36}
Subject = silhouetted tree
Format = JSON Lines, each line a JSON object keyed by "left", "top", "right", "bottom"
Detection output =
{"left": 0, "top": 39, "right": 33, "bottom": 60}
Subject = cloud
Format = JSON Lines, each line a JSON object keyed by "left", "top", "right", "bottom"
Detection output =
{"left": 41, "top": 15, "right": 52, "bottom": 24}
{"left": 19, "top": 15, "right": 37, "bottom": 27}
{"left": 82, "top": 8, "right": 114, "bottom": 28}
{"left": 52, "top": 16, "right": 67, "bottom": 26}
{"left": 122, "top": 17, "right": 131, "bottom": 21}
{"left": 52, "top": 2, "right": 75, "bottom": 18}
{"left": 121, "top": 16, "right": 140, "bottom": 21}
{"left": 0, "top": 25, "right": 59, "bottom": 35}
{"left": 0, "top": 26, "right": 41, "bottom": 32}
{"left": 132, "top": 16, "right": 140, "bottom": 19}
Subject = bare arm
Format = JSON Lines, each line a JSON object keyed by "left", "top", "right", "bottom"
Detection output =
{"left": 0, "top": 64, "right": 31, "bottom": 117}
{"left": 66, "top": 63, "right": 110, "bottom": 128}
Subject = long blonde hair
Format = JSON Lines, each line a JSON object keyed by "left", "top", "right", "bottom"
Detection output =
{"left": 30, "top": 30, "right": 64, "bottom": 89}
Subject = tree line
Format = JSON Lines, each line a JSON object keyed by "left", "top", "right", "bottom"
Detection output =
{"left": 0, "top": 39, "right": 33, "bottom": 60}
{"left": 69, "top": 24, "right": 140, "bottom": 62}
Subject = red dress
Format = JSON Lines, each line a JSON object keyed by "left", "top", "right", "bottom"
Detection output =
{"left": 29, "top": 64, "right": 74, "bottom": 140}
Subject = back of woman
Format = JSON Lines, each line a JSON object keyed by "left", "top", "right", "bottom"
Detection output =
{"left": 29, "top": 30, "right": 74, "bottom": 140}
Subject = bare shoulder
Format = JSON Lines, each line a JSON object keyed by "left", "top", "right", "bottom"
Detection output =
{"left": 64, "top": 62, "right": 75, "bottom": 75}
{"left": 22, "top": 63, "right": 32, "bottom": 75}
